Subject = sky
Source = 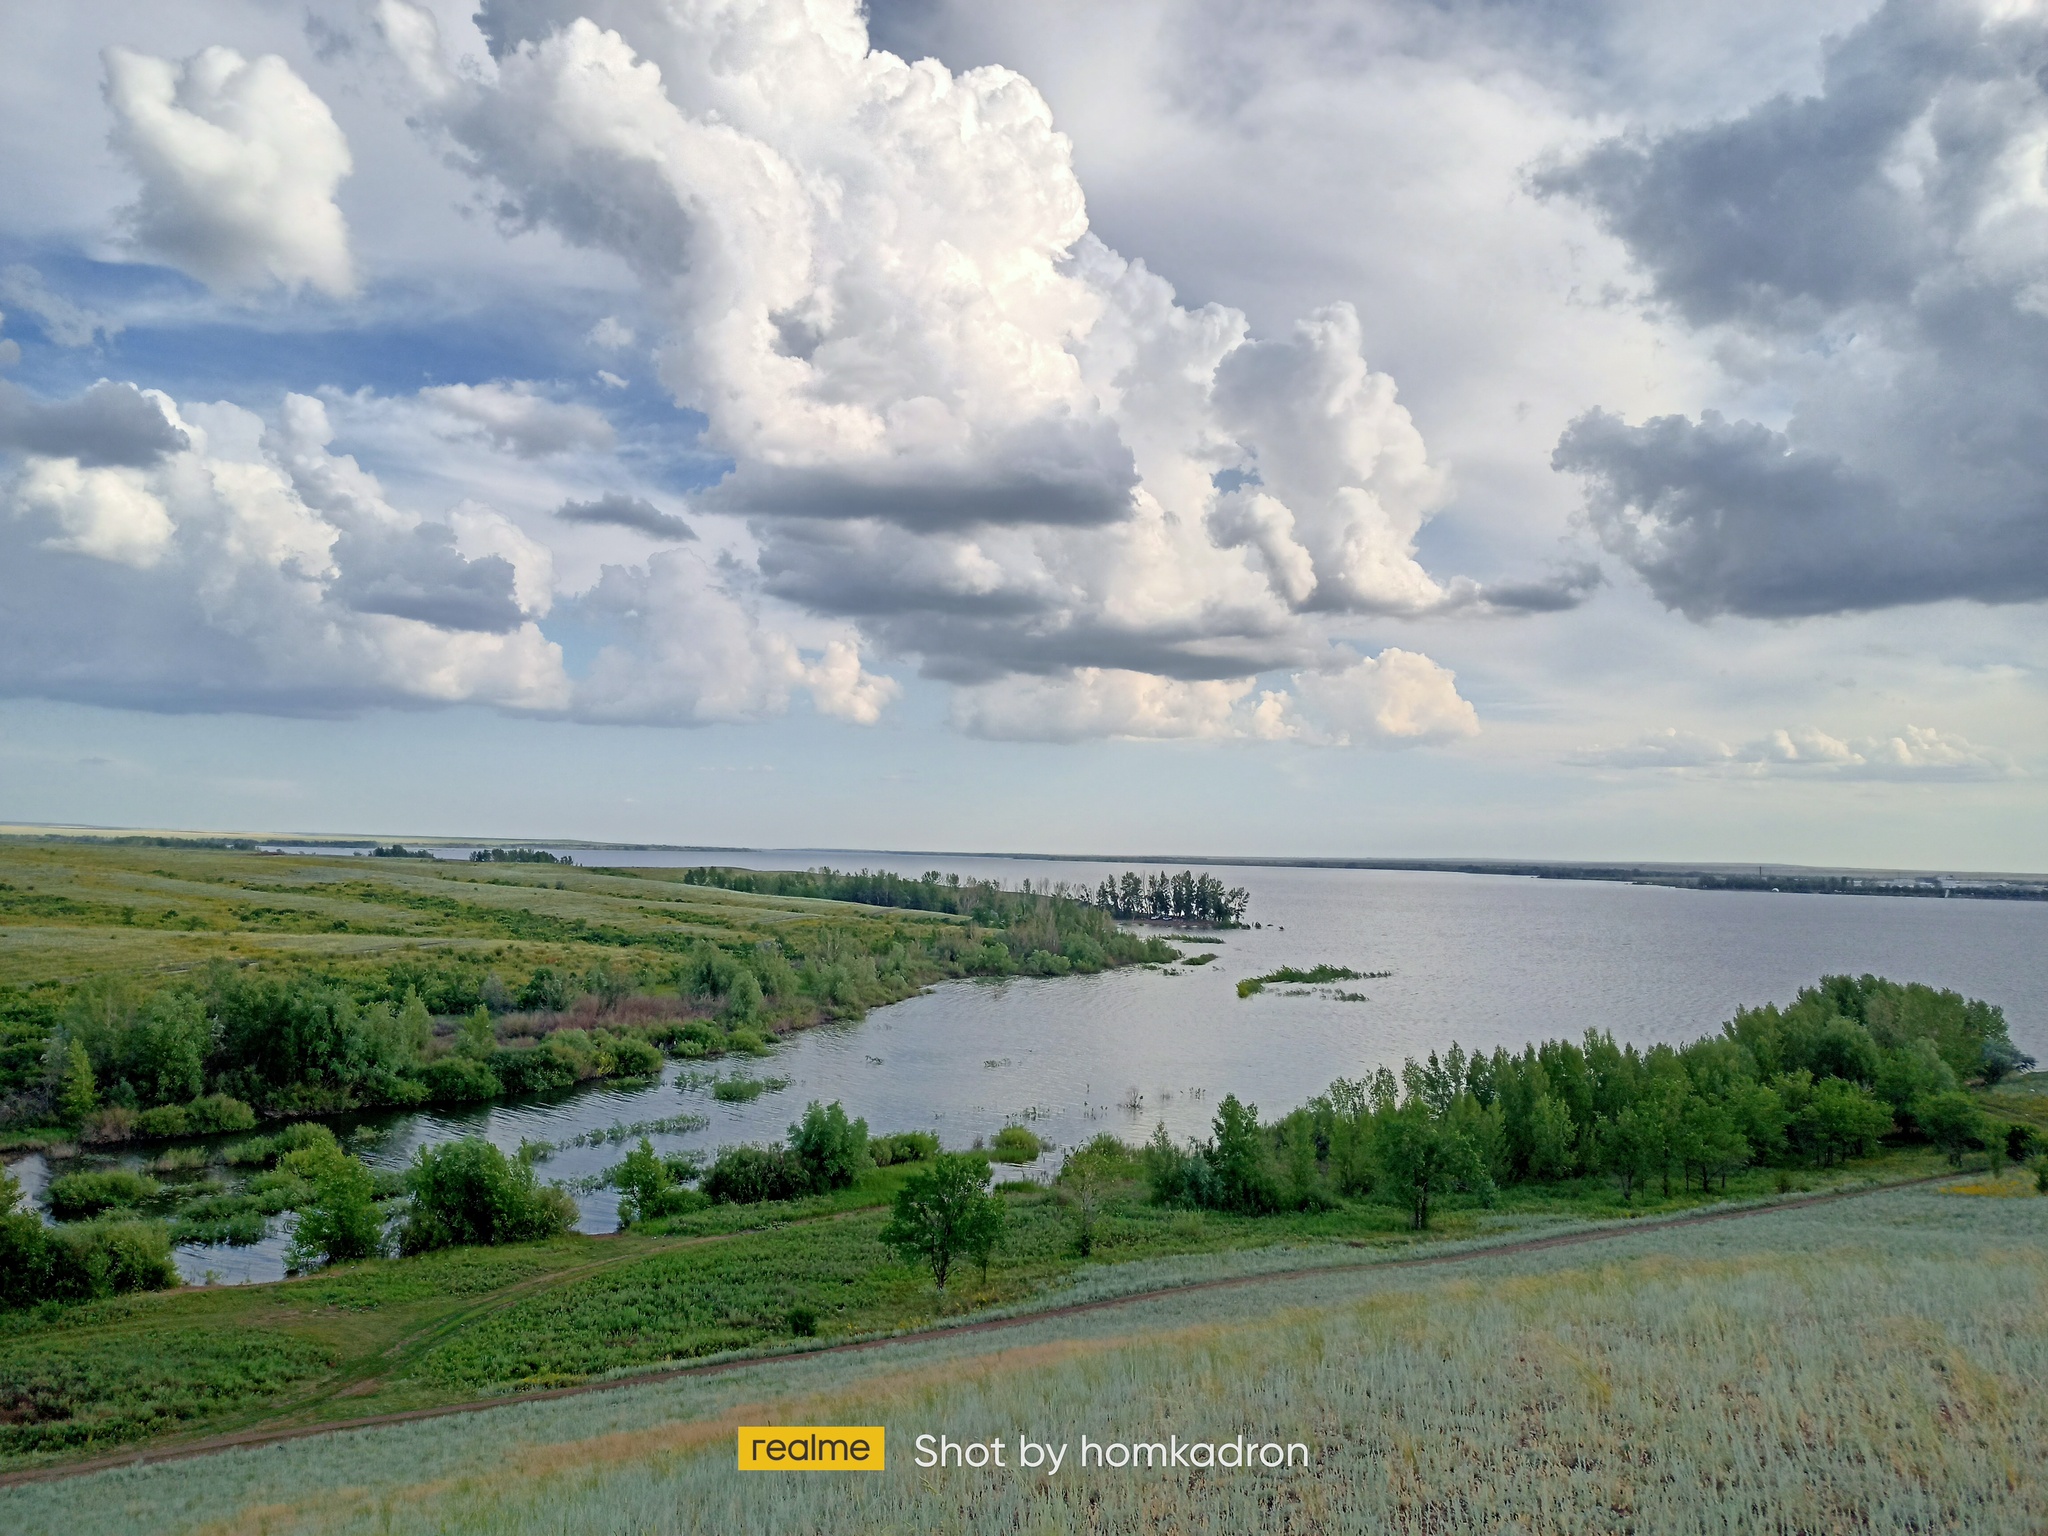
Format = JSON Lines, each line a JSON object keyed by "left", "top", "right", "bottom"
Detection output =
{"left": 0, "top": 0, "right": 2042, "bottom": 867}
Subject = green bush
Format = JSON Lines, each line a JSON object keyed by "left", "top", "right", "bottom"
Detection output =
{"left": 398, "top": 1138, "right": 575, "bottom": 1254}
{"left": 184, "top": 1093, "right": 258, "bottom": 1134}
{"left": 222, "top": 1135, "right": 279, "bottom": 1167}
{"left": 47, "top": 1169, "right": 160, "bottom": 1220}
{"left": 132, "top": 1104, "right": 191, "bottom": 1139}
{"left": 126, "top": 1093, "right": 257, "bottom": 1141}
{"left": 702, "top": 1145, "right": 810, "bottom": 1204}
{"left": 988, "top": 1124, "right": 1044, "bottom": 1163}
{"left": 656, "top": 1020, "right": 725, "bottom": 1058}
{"left": 169, "top": 1207, "right": 268, "bottom": 1245}
{"left": 608, "top": 1035, "right": 663, "bottom": 1076}
{"left": 608, "top": 1138, "right": 711, "bottom": 1226}
{"left": 420, "top": 1056, "right": 501, "bottom": 1104}
{"left": 272, "top": 1121, "right": 340, "bottom": 1156}
{"left": 869, "top": 1130, "right": 939, "bottom": 1166}
{"left": 285, "top": 1141, "right": 386, "bottom": 1268}
{"left": 3, "top": 1203, "right": 182, "bottom": 1306}
{"left": 490, "top": 1046, "right": 577, "bottom": 1097}
{"left": 788, "top": 1100, "right": 868, "bottom": 1192}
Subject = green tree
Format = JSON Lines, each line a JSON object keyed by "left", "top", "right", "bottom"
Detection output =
{"left": 1206, "top": 1094, "right": 1279, "bottom": 1214}
{"left": 1643, "top": 1078, "right": 1692, "bottom": 1197}
{"left": 455, "top": 1006, "right": 496, "bottom": 1061}
{"left": 611, "top": 1137, "right": 670, "bottom": 1226}
{"left": 1798, "top": 1079, "right": 1893, "bottom": 1166}
{"left": 962, "top": 1180, "right": 1007, "bottom": 1284}
{"left": 55, "top": 1035, "right": 97, "bottom": 1125}
{"left": 285, "top": 1143, "right": 384, "bottom": 1268}
{"left": 1596, "top": 1105, "right": 1659, "bottom": 1202}
{"left": 1525, "top": 1088, "right": 1578, "bottom": 1181}
{"left": 1875, "top": 1039, "right": 1958, "bottom": 1122}
{"left": 1056, "top": 1135, "right": 1124, "bottom": 1256}
{"left": 879, "top": 1152, "right": 998, "bottom": 1291}
{"left": 788, "top": 1100, "right": 869, "bottom": 1193}
{"left": 1372, "top": 1104, "right": 1488, "bottom": 1229}
{"left": 1914, "top": 1091, "right": 1990, "bottom": 1169}
{"left": 1677, "top": 1097, "right": 1749, "bottom": 1193}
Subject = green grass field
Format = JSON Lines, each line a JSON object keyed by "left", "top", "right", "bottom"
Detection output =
{"left": 4, "top": 1177, "right": 2041, "bottom": 1534}
{"left": 0, "top": 839, "right": 963, "bottom": 995}
{"left": 0, "top": 1144, "right": 1951, "bottom": 1474}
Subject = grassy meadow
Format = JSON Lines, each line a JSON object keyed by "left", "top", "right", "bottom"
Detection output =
{"left": 0, "top": 837, "right": 966, "bottom": 999}
{"left": 3, "top": 1179, "right": 2041, "bottom": 1534}
{"left": 0, "top": 1142, "right": 1951, "bottom": 1470}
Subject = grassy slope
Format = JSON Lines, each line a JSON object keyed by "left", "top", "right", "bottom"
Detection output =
{"left": 0, "top": 1145, "right": 1952, "bottom": 1471}
{"left": 0, "top": 841, "right": 962, "bottom": 992}
{"left": 4, "top": 1178, "right": 2043, "bottom": 1535}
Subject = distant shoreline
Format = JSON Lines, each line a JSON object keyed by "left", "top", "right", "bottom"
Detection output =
{"left": 1, "top": 825, "right": 2042, "bottom": 898}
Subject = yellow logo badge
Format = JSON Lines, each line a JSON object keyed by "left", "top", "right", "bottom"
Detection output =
{"left": 737, "top": 1426, "right": 886, "bottom": 1471}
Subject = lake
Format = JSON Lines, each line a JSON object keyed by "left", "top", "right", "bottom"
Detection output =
{"left": 25, "top": 852, "right": 2046, "bottom": 1283}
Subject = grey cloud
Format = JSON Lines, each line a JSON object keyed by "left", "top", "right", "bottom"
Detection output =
{"left": 700, "top": 416, "right": 1138, "bottom": 533}
{"left": 1475, "top": 561, "right": 1606, "bottom": 614}
{"left": 0, "top": 266, "right": 120, "bottom": 348}
{"left": 1542, "top": 0, "right": 2048, "bottom": 618}
{"left": 329, "top": 523, "right": 526, "bottom": 634}
{"left": 556, "top": 493, "right": 696, "bottom": 541}
{"left": 755, "top": 519, "right": 1301, "bottom": 684}
{"left": 1531, "top": 4, "right": 1976, "bottom": 329}
{"left": 0, "top": 380, "right": 189, "bottom": 467}
{"left": 1551, "top": 410, "right": 1950, "bottom": 619}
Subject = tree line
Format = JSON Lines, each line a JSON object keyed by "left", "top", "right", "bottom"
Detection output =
{"left": 1140, "top": 974, "right": 2036, "bottom": 1228}
{"left": 1086, "top": 870, "right": 1251, "bottom": 926}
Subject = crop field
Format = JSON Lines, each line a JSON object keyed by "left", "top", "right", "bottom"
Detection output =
{"left": 2, "top": 1180, "right": 2040, "bottom": 1535}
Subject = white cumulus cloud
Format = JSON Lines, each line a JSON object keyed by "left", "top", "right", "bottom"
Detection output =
{"left": 1570, "top": 724, "right": 2020, "bottom": 781}
{"left": 369, "top": 0, "right": 1533, "bottom": 739}
{"left": 103, "top": 45, "right": 355, "bottom": 297}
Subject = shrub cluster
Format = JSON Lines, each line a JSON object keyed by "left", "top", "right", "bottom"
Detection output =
{"left": 397, "top": 1139, "right": 576, "bottom": 1255}
{"left": 45, "top": 1168, "right": 160, "bottom": 1220}
{"left": 699, "top": 1100, "right": 875, "bottom": 1207}
{"left": 2, "top": 1169, "right": 178, "bottom": 1306}
{"left": 987, "top": 1124, "right": 1044, "bottom": 1163}
{"left": 868, "top": 1131, "right": 938, "bottom": 1166}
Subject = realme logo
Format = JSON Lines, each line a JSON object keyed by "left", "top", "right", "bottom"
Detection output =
{"left": 737, "top": 1426, "right": 885, "bottom": 1471}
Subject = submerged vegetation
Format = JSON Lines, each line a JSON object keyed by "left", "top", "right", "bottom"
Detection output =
{"left": 1236, "top": 962, "right": 1390, "bottom": 997}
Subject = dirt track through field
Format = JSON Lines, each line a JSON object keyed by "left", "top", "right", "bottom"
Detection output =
{"left": 0, "top": 1173, "right": 1950, "bottom": 1488}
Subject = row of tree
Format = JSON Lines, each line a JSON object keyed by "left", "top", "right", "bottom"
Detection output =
{"left": 1140, "top": 975, "right": 2034, "bottom": 1228}
{"left": 1086, "top": 870, "right": 1251, "bottom": 926}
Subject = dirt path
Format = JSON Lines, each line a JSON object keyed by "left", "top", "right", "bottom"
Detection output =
{"left": 0, "top": 1172, "right": 1951, "bottom": 1489}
